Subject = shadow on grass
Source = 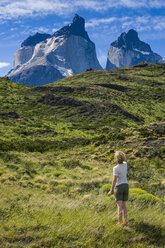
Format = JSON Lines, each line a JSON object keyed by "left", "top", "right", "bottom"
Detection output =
{"left": 132, "top": 221, "right": 165, "bottom": 247}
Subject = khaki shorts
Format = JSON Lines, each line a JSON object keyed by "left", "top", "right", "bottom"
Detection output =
{"left": 114, "top": 183, "right": 129, "bottom": 201}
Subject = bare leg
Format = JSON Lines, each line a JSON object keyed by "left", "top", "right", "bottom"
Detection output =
{"left": 116, "top": 201, "right": 123, "bottom": 223}
{"left": 122, "top": 201, "right": 127, "bottom": 223}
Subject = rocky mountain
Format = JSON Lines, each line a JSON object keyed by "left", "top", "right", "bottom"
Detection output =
{"left": 106, "top": 29, "right": 163, "bottom": 69}
{"left": 21, "top": 33, "right": 52, "bottom": 47}
{"left": 7, "top": 14, "right": 102, "bottom": 86}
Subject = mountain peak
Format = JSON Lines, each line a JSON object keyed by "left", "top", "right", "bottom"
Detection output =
{"left": 21, "top": 14, "right": 91, "bottom": 48}
{"left": 53, "top": 14, "right": 91, "bottom": 42}
{"left": 21, "top": 32, "right": 51, "bottom": 47}
{"left": 111, "top": 29, "right": 152, "bottom": 52}
{"left": 106, "top": 29, "right": 162, "bottom": 70}
{"left": 72, "top": 14, "right": 85, "bottom": 26}
{"left": 8, "top": 14, "right": 101, "bottom": 86}
{"left": 126, "top": 29, "right": 139, "bottom": 41}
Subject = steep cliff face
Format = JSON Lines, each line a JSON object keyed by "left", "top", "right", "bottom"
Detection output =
{"left": 106, "top": 29, "right": 162, "bottom": 69}
{"left": 8, "top": 14, "right": 102, "bottom": 86}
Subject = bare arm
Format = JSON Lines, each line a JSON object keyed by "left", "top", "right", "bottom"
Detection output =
{"left": 108, "top": 176, "right": 118, "bottom": 197}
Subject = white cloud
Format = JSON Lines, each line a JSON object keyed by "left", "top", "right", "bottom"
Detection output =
{"left": 10, "top": 27, "right": 18, "bottom": 31}
{"left": 73, "top": 0, "right": 107, "bottom": 11}
{"left": 116, "top": 0, "right": 147, "bottom": 8}
{"left": 86, "top": 15, "right": 165, "bottom": 34}
{"left": 86, "top": 17, "right": 130, "bottom": 28}
{"left": 122, "top": 16, "right": 165, "bottom": 32}
{"left": 0, "top": 0, "right": 72, "bottom": 19}
{"left": 32, "top": 26, "right": 50, "bottom": 33}
{"left": 86, "top": 17, "right": 117, "bottom": 27}
{"left": 0, "top": 62, "right": 10, "bottom": 68}
{"left": 106, "top": 0, "right": 165, "bottom": 9}
{"left": 52, "top": 28, "right": 58, "bottom": 33}
{"left": 149, "top": 0, "right": 165, "bottom": 8}
{"left": 0, "top": 0, "right": 165, "bottom": 20}
{"left": 75, "top": 0, "right": 165, "bottom": 10}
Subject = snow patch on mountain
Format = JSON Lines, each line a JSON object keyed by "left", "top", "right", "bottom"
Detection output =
{"left": 134, "top": 48, "right": 151, "bottom": 55}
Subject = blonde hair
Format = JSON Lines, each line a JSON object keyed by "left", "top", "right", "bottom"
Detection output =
{"left": 115, "top": 151, "right": 126, "bottom": 164}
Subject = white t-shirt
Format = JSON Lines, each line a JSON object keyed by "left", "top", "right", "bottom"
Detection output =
{"left": 113, "top": 161, "right": 128, "bottom": 186}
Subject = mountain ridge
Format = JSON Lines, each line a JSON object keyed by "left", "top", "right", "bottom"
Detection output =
{"left": 106, "top": 29, "right": 162, "bottom": 69}
{"left": 7, "top": 17, "right": 163, "bottom": 85}
{"left": 21, "top": 32, "right": 52, "bottom": 47}
{"left": 53, "top": 14, "right": 92, "bottom": 42}
{"left": 7, "top": 14, "right": 102, "bottom": 86}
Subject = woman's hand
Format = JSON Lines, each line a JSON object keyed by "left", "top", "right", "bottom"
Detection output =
{"left": 108, "top": 190, "right": 113, "bottom": 197}
{"left": 108, "top": 176, "right": 118, "bottom": 197}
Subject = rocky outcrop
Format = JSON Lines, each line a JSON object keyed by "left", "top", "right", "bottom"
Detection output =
{"left": 53, "top": 14, "right": 91, "bottom": 42}
{"left": 106, "top": 29, "right": 163, "bottom": 69}
{"left": 8, "top": 14, "right": 102, "bottom": 86}
{"left": 21, "top": 33, "right": 52, "bottom": 47}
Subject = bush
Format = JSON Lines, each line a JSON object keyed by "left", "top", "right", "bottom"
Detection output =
{"left": 80, "top": 179, "right": 103, "bottom": 192}
{"left": 129, "top": 188, "right": 161, "bottom": 205}
{"left": 62, "top": 159, "right": 82, "bottom": 169}
{"left": 160, "top": 146, "right": 165, "bottom": 154}
{"left": 53, "top": 170, "right": 65, "bottom": 177}
{"left": 49, "top": 178, "right": 59, "bottom": 186}
{"left": 55, "top": 184, "right": 68, "bottom": 193}
{"left": 101, "top": 184, "right": 111, "bottom": 193}
{"left": 62, "top": 159, "right": 92, "bottom": 170}
{"left": 81, "top": 164, "right": 93, "bottom": 170}
{"left": 21, "top": 174, "right": 31, "bottom": 180}
{"left": 18, "top": 161, "right": 37, "bottom": 176}
{"left": 34, "top": 176, "right": 46, "bottom": 184}
{"left": 0, "top": 174, "right": 17, "bottom": 183}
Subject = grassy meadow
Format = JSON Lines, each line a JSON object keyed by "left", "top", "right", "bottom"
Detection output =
{"left": 0, "top": 62, "right": 165, "bottom": 247}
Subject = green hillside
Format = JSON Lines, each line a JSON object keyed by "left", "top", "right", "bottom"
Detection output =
{"left": 0, "top": 63, "right": 165, "bottom": 247}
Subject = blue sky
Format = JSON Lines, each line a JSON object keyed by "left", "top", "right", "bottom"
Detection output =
{"left": 0, "top": 0, "right": 165, "bottom": 76}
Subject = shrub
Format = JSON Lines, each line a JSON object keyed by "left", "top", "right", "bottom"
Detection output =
{"left": 138, "top": 128, "right": 153, "bottom": 137}
{"left": 18, "top": 161, "right": 37, "bottom": 176}
{"left": 21, "top": 174, "right": 31, "bottom": 180}
{"left": 19, "top": 180, "right": 34, "bottom": 188}
{"left": 0, "top": 152, "right": 21, "bottom": 163}
{"left": 81, "top": 164, "right": 93, "bottom": 170}
{"left": 60, "top": 179, "right": 73, "bottom": 187}
{"left": 55, "top": 184, "right": 68, "bottom": 193}
{"left": 107, "top": 131, "right": 126, "bottom": 141}
{"left": 34, "top": 176, "right": 46, "bottom": 184}
{"left": 160, "top": 146, "right": 165, "bottom": 154}
{"left": 62, "top": 159, "right": 82, "bottom": 169}
{"left": 101, "top": 184, "right": 111, "bottom": 194}
{"left": 80, "top": 179, "right": 103, "bottom": 192}
{"left": 49, "top": 179, "right": 59, "bottom": 186}
{"left": 53, "top": 170, "right": 65, "bottom": 177}
{"left": 62, "top": 159, "right": 92, "bottom": 170}
{"left": 129, "top": 188, "right": 161, "bottom": 205}
{"left": 94, "top": 202, "right": 108, "bottom": 212}
{"left": 6, "top": 163, "right": 19, "bottom": 171}
{"left": 0, "top": 174, "right": 17, "bottom": 183}
{"left": 41, "top": 184, "right": 48, "bottom": 190}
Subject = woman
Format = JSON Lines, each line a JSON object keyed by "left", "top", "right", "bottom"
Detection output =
{"left": 108, "top": 151, "right": 129, "bottom": 225}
